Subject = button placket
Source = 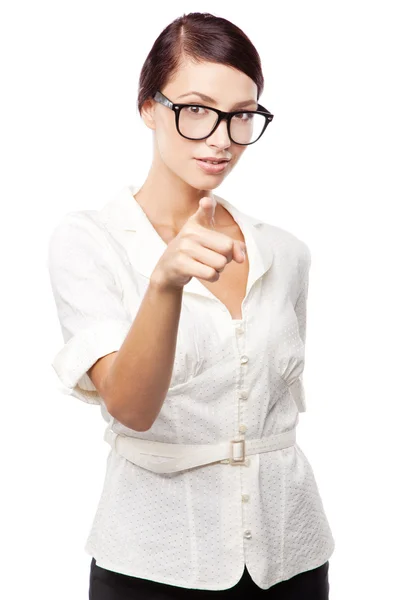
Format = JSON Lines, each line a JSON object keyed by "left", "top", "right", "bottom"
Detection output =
{"left": 235, "top": 323, "right": 248, "bottom": 441}
{"left": 231, "top": 321, "right": 253, "bottom": 544}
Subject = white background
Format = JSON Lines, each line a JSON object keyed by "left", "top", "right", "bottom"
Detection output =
{"left": 1, "top": 1, "right": 399, "bottom": 598}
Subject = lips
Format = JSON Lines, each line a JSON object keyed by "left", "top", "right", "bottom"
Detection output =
{"left": 195, "top": 157, "right": 230, "bottom": 164}
{"left": 194, "top": 158, "right": 230, "bottom": 174}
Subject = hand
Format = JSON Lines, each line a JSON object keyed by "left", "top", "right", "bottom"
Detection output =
{"left": 151, "top": 195, "right": 247, "bottom": 291}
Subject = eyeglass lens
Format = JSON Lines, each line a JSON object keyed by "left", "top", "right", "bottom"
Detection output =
{"left": 178, "top": 106, "right": 267, "bottom": 144}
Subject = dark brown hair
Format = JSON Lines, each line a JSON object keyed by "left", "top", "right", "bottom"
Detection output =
{"left": 137, "top": 12, "right": 265, "bottom": 116}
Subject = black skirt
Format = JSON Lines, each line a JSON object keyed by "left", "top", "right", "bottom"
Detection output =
{"left": 88, "top": 557, "right": 329, "bottom": 599}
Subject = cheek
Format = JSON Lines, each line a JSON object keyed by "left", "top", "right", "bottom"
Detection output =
{"left": 234, "top": 148, "right": 246, "bottom": 163}
{"left": 157, "top": 127, "right": 192, "bottom": 166}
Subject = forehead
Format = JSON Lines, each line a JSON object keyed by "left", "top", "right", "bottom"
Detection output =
{"left": 165, "top": 59, "right": 257, "bottom": 107}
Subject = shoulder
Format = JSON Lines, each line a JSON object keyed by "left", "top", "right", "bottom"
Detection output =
{"left": 47, "top": 209, "right": 112, "bottom": 267}
{"left": 49, "top": 209, "right": 102, "bottom": 240}
{"left": 258, "top": 220, "right": 311, "bottom": 269}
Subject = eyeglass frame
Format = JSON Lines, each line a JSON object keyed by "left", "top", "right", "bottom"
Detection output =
{"left": 152, "top": 90, "right": 274, "bottom": 146}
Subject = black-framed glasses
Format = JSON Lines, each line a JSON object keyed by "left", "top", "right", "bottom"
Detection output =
{"left": 153, "top": 90, "right": 274, "bottom": 146}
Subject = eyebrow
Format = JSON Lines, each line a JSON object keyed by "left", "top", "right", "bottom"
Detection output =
{"left": 176, "top": 91, "right": 258, "bottom": 110}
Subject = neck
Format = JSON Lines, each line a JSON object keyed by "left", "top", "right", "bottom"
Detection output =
{"left": 134, "top": 156, "right": 215, "bottom": 230}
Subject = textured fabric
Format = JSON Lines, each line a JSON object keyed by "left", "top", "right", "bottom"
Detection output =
{"left": 89, "top": 557, "right": 330, "bottom": 598}
{"left": 48, "top": 183, "right": 335, "bottom": 591}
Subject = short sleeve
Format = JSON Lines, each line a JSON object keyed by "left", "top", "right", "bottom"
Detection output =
{"left": 290, "top": 243, "right": 311, "bottom": 413}
{"left": 47, "top": 212, "right": 133, "bottom": 405}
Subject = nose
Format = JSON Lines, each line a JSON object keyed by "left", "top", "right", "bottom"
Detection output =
{"left": 206, "top": 117, "right": 231, "bottom": 149}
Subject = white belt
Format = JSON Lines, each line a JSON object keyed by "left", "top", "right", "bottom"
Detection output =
{"left": 103, "top": 427, "right": 297, "bottom": 474}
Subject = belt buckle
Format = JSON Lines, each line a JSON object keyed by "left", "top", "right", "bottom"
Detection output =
{"left": 229, "top": 439, "right": 246, "bottom": 465}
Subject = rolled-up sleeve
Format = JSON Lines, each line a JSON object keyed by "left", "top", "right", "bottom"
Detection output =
{"left": 47, "top": 212, "right": 133, "bottom": 405}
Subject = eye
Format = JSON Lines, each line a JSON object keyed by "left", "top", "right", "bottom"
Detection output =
{"left": 182, "top": 105, "right": 208, "bottom": 116}
{"left": 233, "top": 112, "right": 254, "bottom": 121}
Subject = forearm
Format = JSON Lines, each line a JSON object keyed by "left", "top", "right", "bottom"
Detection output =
{"left": 105, "top": 278, "right": 183, "bottom": 431}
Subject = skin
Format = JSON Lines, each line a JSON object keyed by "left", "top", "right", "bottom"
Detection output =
{"left": 136, "top": 56, "right": 259, "bottom": 237}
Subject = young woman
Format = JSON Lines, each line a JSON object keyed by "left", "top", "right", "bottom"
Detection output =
{"left": 48, "top": 11, "right": 335, "bottom": 599}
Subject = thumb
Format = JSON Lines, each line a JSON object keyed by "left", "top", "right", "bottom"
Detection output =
{"left": 190, "top": 196, "right": 217, "bottom": 229}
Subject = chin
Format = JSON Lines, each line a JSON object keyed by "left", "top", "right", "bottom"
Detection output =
{"left": 191, "top": 170, "right": 228, "bottom": 190}
{"left": 176, "top": 172, "right": 218, "bottom": 192}
{"left": 194, "top": 179, "right": 223, "bottom": 192}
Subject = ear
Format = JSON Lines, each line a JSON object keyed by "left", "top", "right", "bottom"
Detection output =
{"left": 140, "top": 98, "right": 156, "bottom": 131}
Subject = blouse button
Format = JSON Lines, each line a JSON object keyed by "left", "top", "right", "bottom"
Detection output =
{"left": 242, "top": 494, "right": 250, "bottom": 502}
{"left": 239, "top": 424, "right": 247, "bottom": 433}
{"left": 239, "top": 390, "right": 248, "bottom": 400}
{"left": 243, "top": 530, "right": 252, "bottom": 539}
{"left": 240, "top": 355, "right": 249, "bottom": 364}
{"left": 235, "top": 325, "right": 244, "bottom": 334}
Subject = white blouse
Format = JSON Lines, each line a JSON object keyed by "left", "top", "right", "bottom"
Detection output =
{"left": 47, "top": 183, "right": 335, "bottom": 591}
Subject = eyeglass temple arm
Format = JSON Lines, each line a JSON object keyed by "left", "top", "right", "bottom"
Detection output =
{"left": 154, "top": 91, "right": 173, "bottom": 109}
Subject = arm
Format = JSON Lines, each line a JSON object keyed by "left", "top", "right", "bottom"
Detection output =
{"left": 48, "top": 213, "right": 182, "bottom": 431}
{"left": 99, "top": 279, "right": 183, "bottom": 431}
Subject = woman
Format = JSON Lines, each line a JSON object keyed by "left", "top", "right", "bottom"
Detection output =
{"left": 48, "top": 11, "right": 335, "bottom": 599}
